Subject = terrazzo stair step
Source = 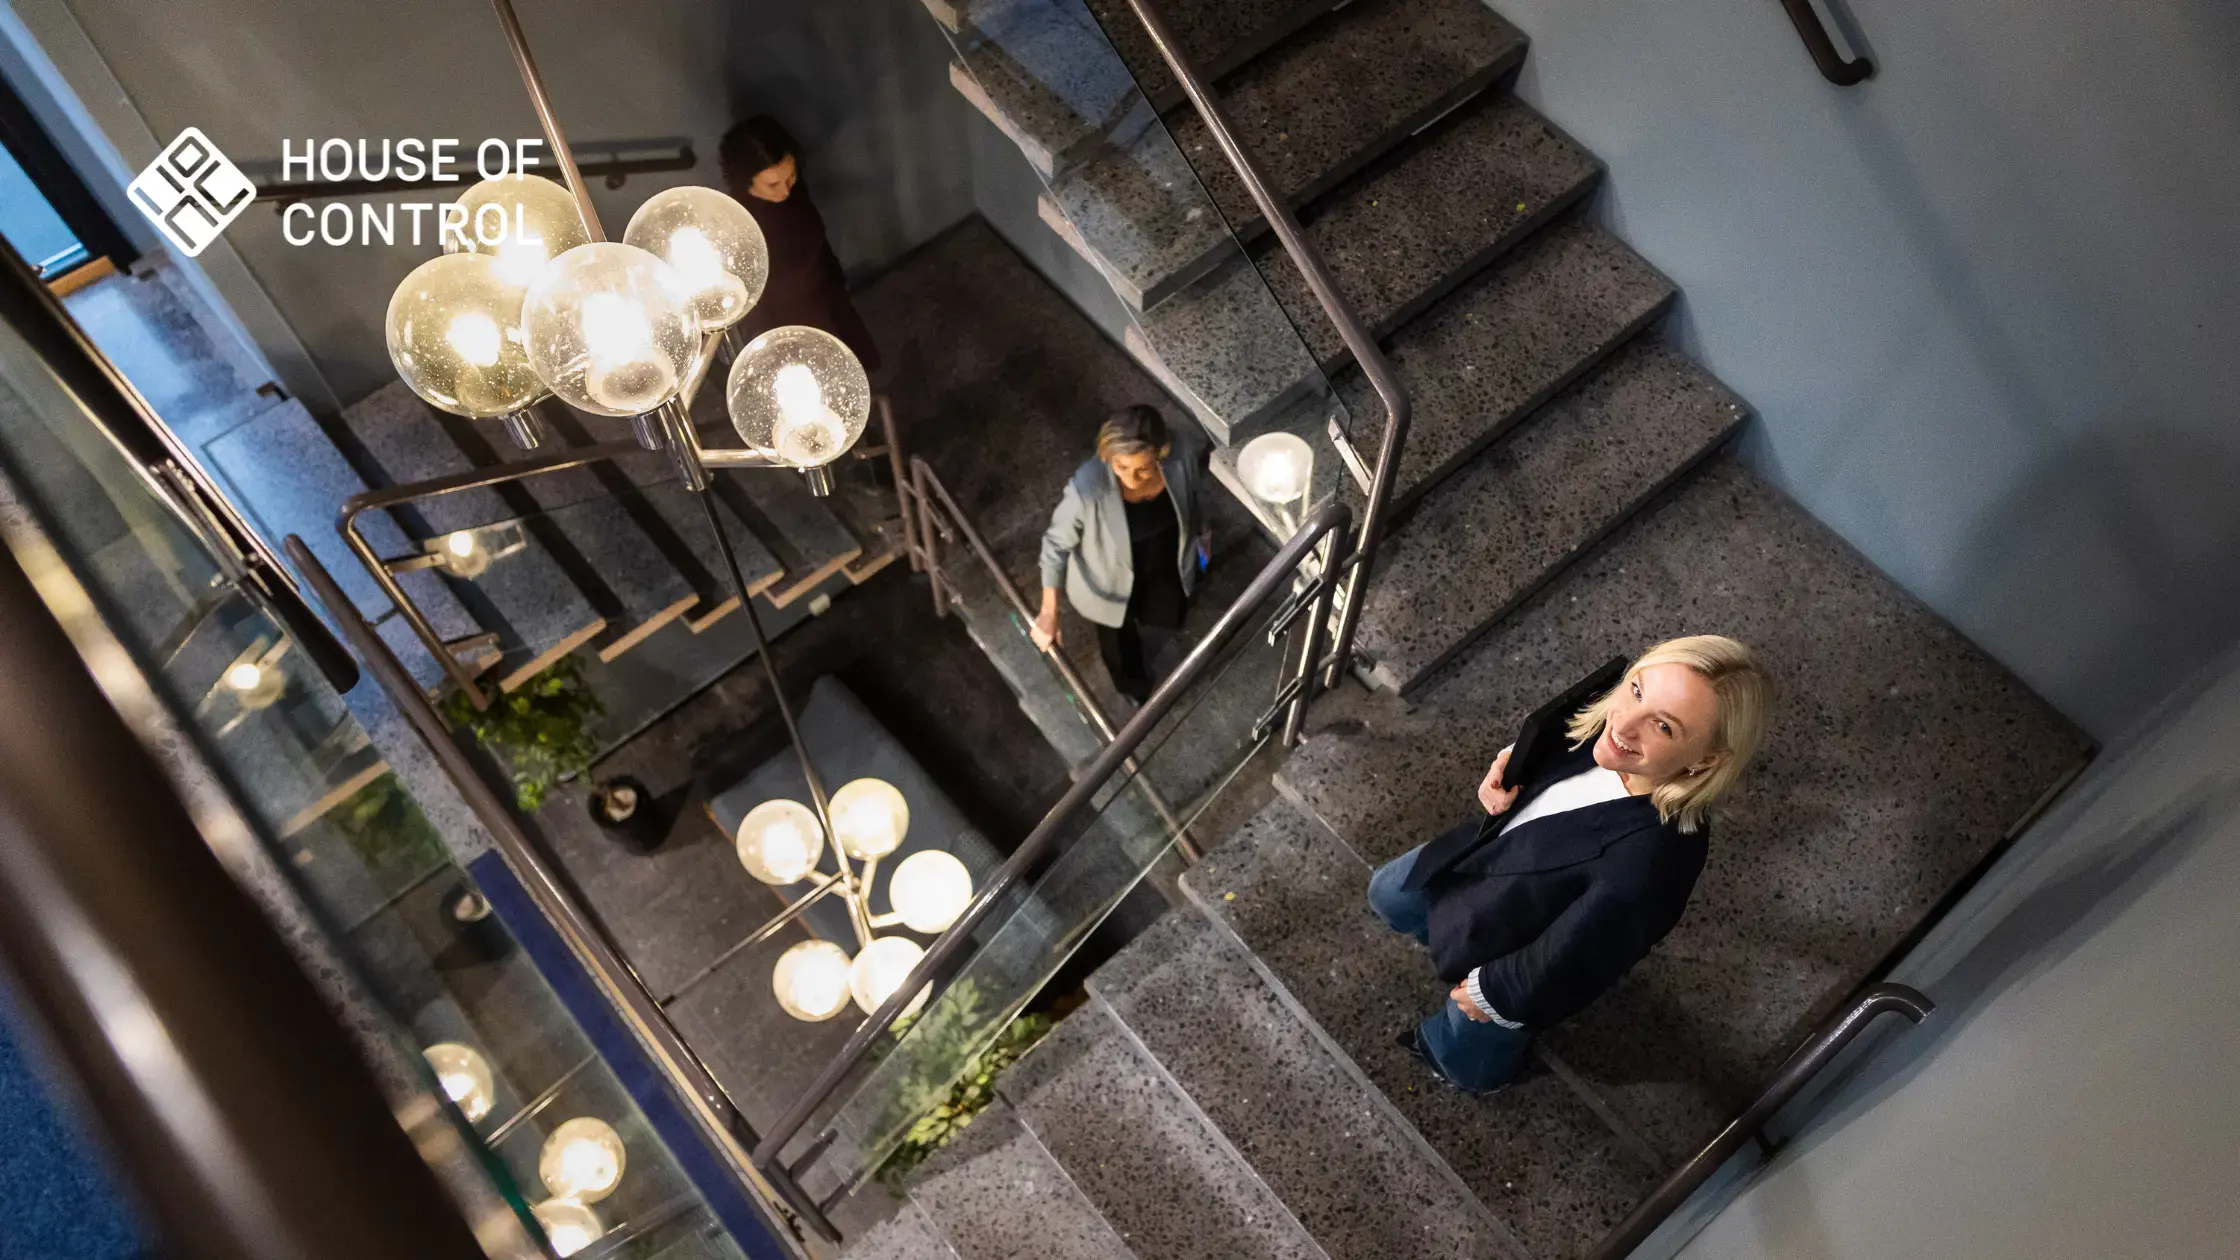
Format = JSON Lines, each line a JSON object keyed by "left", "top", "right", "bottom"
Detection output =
{"left": 1339, "top": 214, "right": 1678, "bottom": 513}
{"left": 632, "top": 483, "right": 787, "bottom": 632}
{"left": 841, "top": 1201, "right": 960, "bottom": 1260}
{"left": 337, "top": 382, "right": 605, "bottom": 690}
{"left": 907, "top": 1098, "right": 1143, "bottom": 1260}
{"left": 1276, "top": 457, "right": 2096, "bottom": 1163}
{"left": 1123, "top": 103, "right": 1608, "bottom": 444}
{"left": 1087, "top": 910, "right": 1522, "bottom": 1260}
{"left": 1352, "top": 337, "right": 1746, "bottom": 694}
{"left": 710, "top": 468, "right": 864, "bottom": 608}
{"left": 998, "top": 995, "right": 1325, "bottom": 1260}
{"left": 1082, "top": 0, "right": 1347, "bottom": 107}
{"left": 1042, "top": 0, "right": 1526, "bottom": 312}
{"left": 1181, "top": 797, "right": 1662, "bottom": 1259}
{"left": 949, "top": 0, "right": 1143, "bottom": 180}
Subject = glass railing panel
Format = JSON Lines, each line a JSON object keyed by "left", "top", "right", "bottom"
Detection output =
{"left": 930, "top": 0, "right": 1363, "bottom": 528}
{"left": 0, "top": 281, "right": 759, "bottom": 1260}
{"left": 800, "top": 583, "right": 1310, "bottom": 1191}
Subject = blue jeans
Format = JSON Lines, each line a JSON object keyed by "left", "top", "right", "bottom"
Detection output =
{"left": 1368, "top": 842, "right": 1533, "bottom": 1092}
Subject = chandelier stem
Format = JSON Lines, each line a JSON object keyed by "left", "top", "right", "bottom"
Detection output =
{"left": 488, "top": 0, "right": 605, "bottom": 242}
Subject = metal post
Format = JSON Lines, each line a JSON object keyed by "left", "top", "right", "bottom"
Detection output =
{"left": 501, "top": 409, "right": 546, "bottom": 451}
{"left": 487, "top": 0, "right": 605, "bottom": 240}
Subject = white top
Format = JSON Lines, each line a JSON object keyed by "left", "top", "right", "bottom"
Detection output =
{"left": 1498, "top": 763, "right": 1631, "bottom": 836}
{"left": 1464, "top": 757, "right": 1636, "bottom": 1029}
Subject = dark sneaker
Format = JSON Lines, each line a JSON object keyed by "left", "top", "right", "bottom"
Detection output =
{"left": 1395, "top": 1026, "right": 1516, "bottom": 1097}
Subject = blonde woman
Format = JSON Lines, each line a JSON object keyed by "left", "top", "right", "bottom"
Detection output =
{"left": 1368, "top": 636, "right": 1772, "bottom": 1093}
{"left": 1034, "top": 405, "right": 1210, "bottom": 703}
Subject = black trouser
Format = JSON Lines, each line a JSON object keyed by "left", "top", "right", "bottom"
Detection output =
{"left": 1096, "top": 616, "right": 1186, "bottom": 704}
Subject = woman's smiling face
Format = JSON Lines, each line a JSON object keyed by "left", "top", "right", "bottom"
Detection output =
{"left": 1593, "top": 662, "right": 1723, "bottom": 784}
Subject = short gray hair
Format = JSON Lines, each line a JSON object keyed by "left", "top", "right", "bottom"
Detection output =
{"left": 1096, "top": 404, "right": 1170, "bottom": 463}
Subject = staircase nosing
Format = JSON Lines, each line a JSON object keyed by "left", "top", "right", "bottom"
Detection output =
{"left": 1528, "top": 1044, "right": 1672, "bottom": 1177}
{"left": 1166, "top": 870, "right": 1538, "bottom": 1260}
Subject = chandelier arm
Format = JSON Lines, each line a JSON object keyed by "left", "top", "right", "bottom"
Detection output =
{"left": 489, "top": 0, "right": 605, "bottom": 241}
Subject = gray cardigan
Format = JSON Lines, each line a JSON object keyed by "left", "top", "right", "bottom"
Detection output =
{"left": 1038, "top": 427, "right": 1208, "bottom": 628}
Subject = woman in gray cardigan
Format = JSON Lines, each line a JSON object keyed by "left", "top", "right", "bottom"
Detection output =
{"left": 1033, "top": 405, "right": 1210, "bottom": 703}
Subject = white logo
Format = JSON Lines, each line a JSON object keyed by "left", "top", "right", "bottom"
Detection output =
{"left": 128, "top": 128, "right": 254, "bottom": 257}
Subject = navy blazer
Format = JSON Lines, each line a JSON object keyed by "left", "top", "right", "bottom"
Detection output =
{"left": 1417, "top": 740, "right": 1707, "bottom": 1030}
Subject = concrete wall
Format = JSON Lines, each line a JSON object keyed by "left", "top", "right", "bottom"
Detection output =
{"left": 1486, "top": 0, "right": 2240, "bottom": 739}
{"left": 26, "top": 0, "right": 979, "bottom": 405}
{"left": 1667, "top": 641, "right": 2240, "bottom": 1259}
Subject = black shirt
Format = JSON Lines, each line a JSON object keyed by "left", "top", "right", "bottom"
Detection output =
{"left": 1122, "top": 489, "right": 1186, "bottom": 628}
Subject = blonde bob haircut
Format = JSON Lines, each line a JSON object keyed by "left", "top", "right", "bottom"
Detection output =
{"left": 1565, "top": 635, "right": 1771, "bottom": 834}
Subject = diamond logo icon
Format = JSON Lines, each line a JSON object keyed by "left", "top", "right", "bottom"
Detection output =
{"left": 128, "top": 127, "right": 254, "bottom": 257}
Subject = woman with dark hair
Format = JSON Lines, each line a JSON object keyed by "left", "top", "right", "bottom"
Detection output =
{"left": 1034, "top": 404, "right": 1211, "bottom": 704}
{"left": 717, "top": 115, "right": 881, "bottom": 370}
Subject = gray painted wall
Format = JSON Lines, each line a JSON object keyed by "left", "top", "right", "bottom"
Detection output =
{"left": 1487, "top": 0, "right": 2240, "bottom": 739}
{"left": 1669, "top": 642, "right": 2240, "bottom": 1259}
{"left": 37, "top": 0, "right": 980, "bottom": 404}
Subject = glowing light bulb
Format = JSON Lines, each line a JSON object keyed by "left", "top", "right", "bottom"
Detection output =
{"left": 575, "top": 291, "right": 673, "bottom": 414}
{"left": 829, "top": 778, "right": 909, "bottom": 860}
{"left": 223, "top": 659, "right": 285, "bottom": 710}
{"left": 447, "top": 531, "right": 478, "bottom": 558}
{"left": 888, "top": 850, "right": 974, "bottom": 934}
{"left": 772, "top": 939, "right": 853, "bottom": 1021}
{"left": 226, "top": 663, "right": 263, "bottom": 692}
{"left": 532, "top": 1199, "right": 603, "bottom": 1257}
{"left": 448, "top": 174, "right": 587, "bottom": 287}
{"left": 421, "top": 1043, "right": 495, "bottom": 1123}
{"left": 443, "top": 311, "right": 503, "bottom": 367}
{"left": 623, "top": 186, "right": 767, "bottom": 329}
{"left": 726, "top": 326, "right": 869, "bottom": 468}
{"left": 737, "top": 799, "right": 825, "bottom": 885}
{"left": 850, "top": 936, "right": 929, "bottom": 1017}
{"left": 538, "top": 1117, "right": 626, "bottom": 1202}
{"left": 522, "top": 242, "right": 699, "bottom": 418}
{"left": 1237, "top": 432, "right": 1314, "bottom": 505}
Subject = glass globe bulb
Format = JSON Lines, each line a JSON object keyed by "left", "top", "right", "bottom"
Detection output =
{"left": 772, "top": 939, "right": 854, "bottom": 1021}
{"left": 386, "top": 253, "right": 544, "bottom": 419}
{"left": 1237, "top": 432, "right": 1315, "bottom": 505}
{"left": 523, "top": 242, "right": 701, "bottom": 417}
{"left": 829, "top": 778, "right": 909, "bottom": 861}
{"left": 421, "top": 1042, "right": 495, "bottom": 1123}
{"left": 887, "top": 850, "right": 974, "bottom": 935}
{"left": 447, "top": 174, "right": 589, "bottom": 287}
{"left": 849, "top": 936, "right": 929, "bottom": 1017}
{"left": 725, "top": 326, "right": 870, "bottom": 468}
{"left": 736, "top": 799, "right": 826, "bottom": 885}
{"left": 538, "top": 1116, "right": 627, "bottom": 1203}
{"left": 622, "top": 186, "right": 768, "bottom": 330}
{"left": 532, "top": 1198, "right": 603, "bottom": 1258}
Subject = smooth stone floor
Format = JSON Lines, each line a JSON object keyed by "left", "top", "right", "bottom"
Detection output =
{"left": 1091, "top": 912, "right": 1524, "bottom": 1260}
{"left": 1336, "top": 215, "right": 1677, "bottom": 511}
{"left": 1002, "top": 996, "right": 1328, "bottom": 1260}
{"left": 1354, "top": 336, "right": 1746, "bottom": 692}
{"left": 1184, "top": 797, "right": 1663, "bottom": 1257}
{"left": 1279, "top": 457, "right": 2095, "bottom": 1160}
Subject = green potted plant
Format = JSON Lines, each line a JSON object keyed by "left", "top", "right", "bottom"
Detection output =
{"left": 441, "top": 655, "right": 604, "bottom": 811}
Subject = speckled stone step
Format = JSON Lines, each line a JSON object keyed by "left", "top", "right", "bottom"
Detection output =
{"left": 1001, "top": 997, "right": 1324, "bottom": 1260}
{"left": 1277, "top": 456, "right": 2096, "bottom": 1163}
{"left": 1044, "top": 0, "right": 1526, "bottom": 311}
{"left": 714, "top": 467, "right": 865, "bottom": 608}
{"left": 842, "top": 1201, "right": 960, "bottom": 1260}
{"left": 1354, "top": 337, "right": 1746, "bottom": 693}
{"left": 950, "top": 0, "right": 1143, "bottom": 179}
{"left": 338, "top": 382, "right": 604, "bottom": 689}
{"left": 1182, "top": 797, "right": 1662, "bottom": 1259}
{"left": 1089, "top": 911, "right": 1521, "bottom": 1260}
{"left": 1123, "top": 99, "right": 1605, "bottom": 443}
{"left": 909, "top": 1099, "right": 1143, "bottom": 1260}
{"left": 1340, "top": 215, "right": 1677, "bottom": 513}
{"left": 1085, "top": 0, "right": 1347, "bottom": 106}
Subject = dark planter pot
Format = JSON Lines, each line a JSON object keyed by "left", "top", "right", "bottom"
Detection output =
{"left": 440, "top": 880, "right": 514, "bottom": 963}
{"left": 588, "top": 776, "right": 666, "bottom": 853}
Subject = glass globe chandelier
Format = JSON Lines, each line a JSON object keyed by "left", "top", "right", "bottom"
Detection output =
{"left": 532, "top": 1198, "right": 603, "bottom": 1258}
{"left": 421, "top": 1042, "right": 496, "bottom": 1123}
{"left": 728, "top": 775, "right": 976, "bottom": 1023}
{"left": 538, "top": 1116, "right": 627, "bottom": 1202}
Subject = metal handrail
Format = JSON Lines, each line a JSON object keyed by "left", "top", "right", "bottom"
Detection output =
{"left": 1776, "top": 0, "right": 1874, "bottom": 85}
{"left": 284, "top": 536, "right": 806, "bottom": 1250}
{"left": 907, "top": 456, "right": 1201, "bottom": 861}
{"left": 0, "top": 535, "right": 488, "bottom": 1260}
{"left": 1585, "top": 982, "right": 1934, "bottom": 1259}
{"left": 1120, "top": 0, "right": 1408, "bottom": 695}
{"left": 748, "top": 501, "right": 1355, "bottom": 1207}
